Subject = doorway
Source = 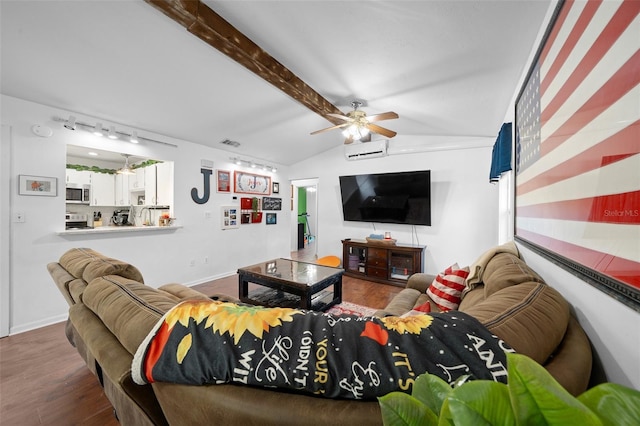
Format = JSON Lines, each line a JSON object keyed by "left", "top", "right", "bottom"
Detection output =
{"left": 290, "top": 178, "right": 318, "bottom": 262}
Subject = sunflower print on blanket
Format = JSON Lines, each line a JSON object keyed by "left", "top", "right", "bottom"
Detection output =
{"left": 133, "top": 300, "right": 513, "bottom": 400}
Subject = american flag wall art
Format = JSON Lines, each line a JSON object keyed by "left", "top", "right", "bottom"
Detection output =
{"left": 515, "top": 0, "right": 639, "bottom": 310}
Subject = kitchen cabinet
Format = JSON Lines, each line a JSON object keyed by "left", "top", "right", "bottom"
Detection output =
{"left": 342, "top": 239, "right": 425, "bottom": 287}
{"left": 66, "top": 169, "right": 91, "bottom": 185}
{"left": 90, "top": 172, "right": 115, "bottom": 206}
{"left": 115, "top": 174, "right": 130, "bottom": 206}
{"left": 144, "top": 166, "right": 157, "bottom": 205}
{"left": 129, "top": 167, "right": 145, "bottom": 191}
{"left": 155, "top": 162, "right": 173, "bottom": 206}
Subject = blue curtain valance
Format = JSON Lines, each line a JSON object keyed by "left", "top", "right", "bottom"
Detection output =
{"left": 489, "top": 122, "right": 512, "bottom": 183}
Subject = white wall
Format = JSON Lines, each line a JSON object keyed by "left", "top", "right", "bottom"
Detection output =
{"left": 2, "top": 95, "right": 291, "bottom": 334}
{"left": 289, "top": 142, "right": 500, "bottom": 275}
{"left": 517, "top": 244, "right": 639, "bottom": 389}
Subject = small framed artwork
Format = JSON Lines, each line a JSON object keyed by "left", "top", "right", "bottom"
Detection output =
{"left": 18, "top": 175, "right": 57, "bottom": 196}
{"left": 221, "top": 206, "right": 239, "bottom": 230}
{"left": 262, "top": 197, "right": 282, "bottom": 211}
{"left": 234, "top": 171, "right": 271, "bottom": 195}
{"left": 217, "top": 170, "right": 231, "bottom": 193}
{"left": 272, "top": 182, "right": 280, "bottom": 194}
{"left": 266, "top": 213, "right": 277, "bottom": 225}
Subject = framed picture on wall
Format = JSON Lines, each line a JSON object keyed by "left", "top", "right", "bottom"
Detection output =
{"left": 513, "top": 0, "right": 640, "bottom": 312}
{"left": 234, "top": 171, "right": 271, "bottom": 195}
{"left": 18, "top": 175, "right": 57, "bottom": 196}
{"left": 266, "top": 213, "right": 277, "bottom": 225}
{"left": 217, "top": 170, "right": 231, "bottom": 193}
{"left": 220, "top": 206, "right": 239, "bottom": 230}
{"left": 272, "top": 182, "right": 279, "bottom": 193}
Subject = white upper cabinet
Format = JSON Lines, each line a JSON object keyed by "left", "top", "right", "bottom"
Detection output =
{"left": 155, "top": 162, "right": 173, "bottom": 206}
{"left": 66, "top": 169, "right": 91, "bottom": 185}
{"left": 90, "top": 172, "right": 115, "bottom": 206}
{"left": 115, "top": 173, "right": 130, "bottom": 206}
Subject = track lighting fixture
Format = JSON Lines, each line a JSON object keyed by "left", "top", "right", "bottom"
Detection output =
{"left": 229, "top": 157, "right": 278, "bottom": 174}
{"left": 107, "top": 126, "right": 117, "bottom": 139}
{"left": 93, "top": 123, "right": 103, "bottom": 136}
{"left": 63, "top": 115, "right": 77, "bottom": 130}
{"left": 54, "top": 116, "right": 177, "bottom": 147}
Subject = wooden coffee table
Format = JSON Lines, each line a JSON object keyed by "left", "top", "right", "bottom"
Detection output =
{"left": 238, "top": 258, "right": 343, "bottom": 311}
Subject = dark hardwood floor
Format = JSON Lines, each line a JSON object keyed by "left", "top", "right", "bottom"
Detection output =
{"left": 0, "top": 261, "right": 401, "bottom": 425}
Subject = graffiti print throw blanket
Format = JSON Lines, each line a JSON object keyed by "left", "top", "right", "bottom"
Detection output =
{"left": 132, "top": 300, "right": 513, "bottom": 399}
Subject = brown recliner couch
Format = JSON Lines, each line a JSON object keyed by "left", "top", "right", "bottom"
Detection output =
{"left": 374, "top": 242, "right": 593, "bottom": 396}
{"left": 48, "top": 248, "right": 382, "bottom": 426}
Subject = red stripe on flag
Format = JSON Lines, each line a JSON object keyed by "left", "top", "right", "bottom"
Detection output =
{"left": 516, "top": 121, "right": 640, "bottom": 195}
{"left": 541, "top": 1, "right": 638, "bottom": 121}
{"left": 541, "top": 50, "right": 640, "bottom": 156}
{"left": 515, "top": 228, "right": 640, "bottom": 289}
{"left": 540, "top": 0, "right": 601, "bottom": 97}
{"left": 516, "top": 190, "right": 640, "bottom": 224}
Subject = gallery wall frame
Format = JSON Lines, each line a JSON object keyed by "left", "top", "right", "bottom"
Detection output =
{"left": 217, "top": 170, "right": 231, "bottom": 193}
{"left": 18, "top": 175, "right": 57, "bottom": 196}
{"left": 513, "top": 0, "right": 639, "bottom": 312}
{"left": 234, "top": 171, "right": 271, "bottom": 195}
{"left": 262, "top": 197, "right": 282, "bottom": 211}
{"left": 220, "top": 206, "right": 239, "bottom": 230}
{"left": 266, "top": 213, "right": 277, "bottom": 225}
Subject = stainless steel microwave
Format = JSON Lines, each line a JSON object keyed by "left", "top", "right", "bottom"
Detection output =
{"left": 66, "top": 183, "right": 91, "bottom": 204}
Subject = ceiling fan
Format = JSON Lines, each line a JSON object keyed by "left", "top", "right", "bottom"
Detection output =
{"left": 311, "top": 101, "right": 399, "bottom": 144}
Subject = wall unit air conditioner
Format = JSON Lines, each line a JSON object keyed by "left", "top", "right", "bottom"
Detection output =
{"left": 344, "top": 140, "right": 388, "bottom": 160}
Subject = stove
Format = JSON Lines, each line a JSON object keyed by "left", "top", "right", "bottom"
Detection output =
{"left": 65, "top": 213, "right": 92, "bottom": 230}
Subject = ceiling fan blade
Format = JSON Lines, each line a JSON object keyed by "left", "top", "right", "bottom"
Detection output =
{"left": 366, "top": 111, "right": 399, "bottom": 123}
{"left": 327, "top": 113, "right": 352, "bottom": 122}
{"left": 366, "top": 123, "right": 397, "bottom": 138}
{"left": 310, "top": 122, "right": 351, "bottom": 135}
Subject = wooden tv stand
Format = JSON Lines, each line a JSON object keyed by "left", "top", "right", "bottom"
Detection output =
{"left": 342, "top": 239, "right": 426, "bottom": 287}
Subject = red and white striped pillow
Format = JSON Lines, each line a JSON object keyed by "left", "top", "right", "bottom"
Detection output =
{"left": 426, "top": 263, "right": 470, "bottom": 312}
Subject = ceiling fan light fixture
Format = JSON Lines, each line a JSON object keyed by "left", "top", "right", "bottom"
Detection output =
{"left": 342, "top": 124, "right": 369, "bottom": 141}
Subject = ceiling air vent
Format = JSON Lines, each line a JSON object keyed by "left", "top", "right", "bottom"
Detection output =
{"left": 220, "top": 139, "right": 241, "bottom": 148}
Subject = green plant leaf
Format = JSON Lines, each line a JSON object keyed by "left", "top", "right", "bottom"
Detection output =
{"left": 438, "top": 398, "right": 454, "bottom": 426}
{"left": 412, "top": 374, "right": 452, "bottom": 416}
{"left": 578, "top": 383, "right": 640, "bottom": 425}
{"left": 506, "top": 353, "right": 601, "bottom": 425}
{"left": 378, "top": 392, "right": 438, "bottom": 426}
{"left": 446, "top": 380, "right": 515, "bottom": 426}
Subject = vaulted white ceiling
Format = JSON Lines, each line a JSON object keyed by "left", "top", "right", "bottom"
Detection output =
{"left": 1, "top": 0, "right": 551, "bottom": 166}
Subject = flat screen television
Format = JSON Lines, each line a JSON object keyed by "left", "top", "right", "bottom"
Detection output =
{"left": 339, "top": 170, "right": 431, "bottom": 226}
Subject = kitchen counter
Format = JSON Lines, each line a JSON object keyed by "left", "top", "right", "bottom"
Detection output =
{"left": 57, "top": 225, "right": 182, "bottom": 236}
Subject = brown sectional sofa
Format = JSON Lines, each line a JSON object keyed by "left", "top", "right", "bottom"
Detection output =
{"left": 48, "top": 244, "right": 592, "bottom": 425}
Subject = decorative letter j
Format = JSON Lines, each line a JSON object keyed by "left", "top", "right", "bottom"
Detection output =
{"left": 191, "top": 168, "right": 212, "bottom": 204}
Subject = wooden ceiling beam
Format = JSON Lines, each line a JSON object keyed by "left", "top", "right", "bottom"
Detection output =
{"left": 145, "top": 0, "right": 344, "bottom": 125}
